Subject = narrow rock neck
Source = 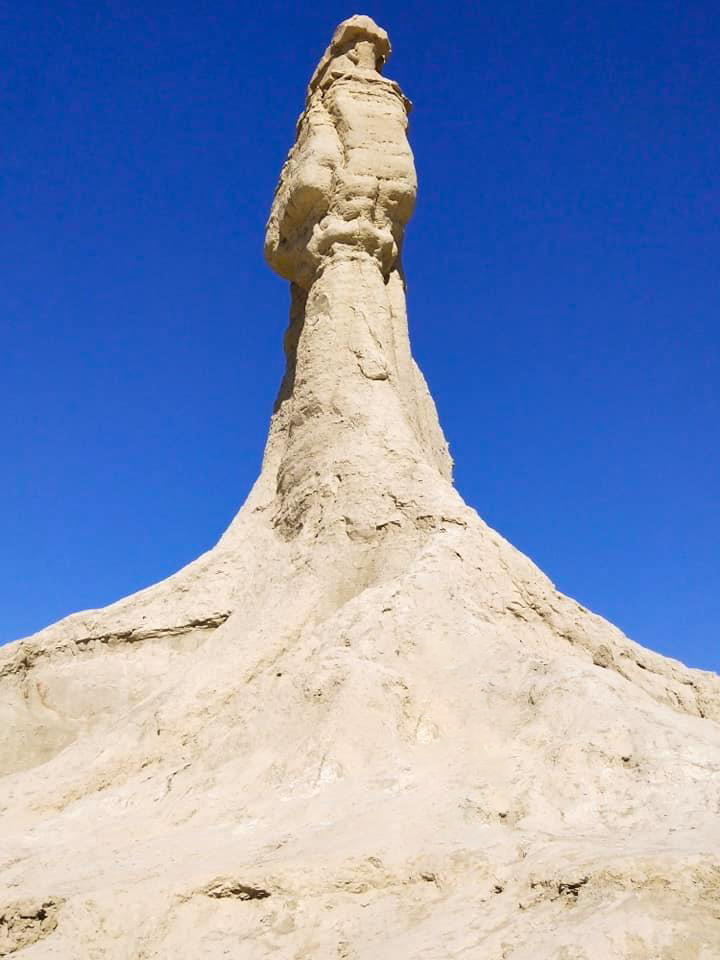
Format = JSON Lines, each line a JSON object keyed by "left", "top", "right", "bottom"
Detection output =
{"left": 262, "top": 254, "right": 451, "bottom": 540}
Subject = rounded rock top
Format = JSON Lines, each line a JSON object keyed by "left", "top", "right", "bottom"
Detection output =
{"left": 330, "top": 15, "right": 391, "bottom": 62}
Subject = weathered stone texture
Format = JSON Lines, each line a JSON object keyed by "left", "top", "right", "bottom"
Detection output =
{"left": 1, "top": 16, "right": 718, "bottom": 960}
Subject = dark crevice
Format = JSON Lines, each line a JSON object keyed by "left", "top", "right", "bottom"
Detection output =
{"left": 203, "top": 881, "right": 271, "bottom": 901}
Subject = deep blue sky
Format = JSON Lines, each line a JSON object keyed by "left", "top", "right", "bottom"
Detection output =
{"left": 3, "top": 1, "right": 718, "bottom": 672}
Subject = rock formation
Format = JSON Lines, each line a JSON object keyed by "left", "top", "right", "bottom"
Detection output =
{"left": 1, "top": 15, "right": 719, "bottom": 959}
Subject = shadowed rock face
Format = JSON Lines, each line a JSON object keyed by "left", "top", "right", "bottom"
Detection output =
{"left": 1, "top": 16, "right": 719, "bottom": 960}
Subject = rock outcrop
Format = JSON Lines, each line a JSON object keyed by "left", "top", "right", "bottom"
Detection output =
{"left": 1, "top": 16, "right": 719, "bottom": 959}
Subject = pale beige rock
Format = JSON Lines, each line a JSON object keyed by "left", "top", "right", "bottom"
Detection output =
{"left": 1, "top": 15, "right": 719, "bottom": 959}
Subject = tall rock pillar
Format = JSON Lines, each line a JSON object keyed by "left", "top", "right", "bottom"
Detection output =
{"left": 263, "top": 17, "right": 454, "bottom": 548}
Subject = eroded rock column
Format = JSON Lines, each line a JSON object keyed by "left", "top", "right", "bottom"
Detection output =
{"left": 263, "top": 16, "right": 452, "bottom": 543}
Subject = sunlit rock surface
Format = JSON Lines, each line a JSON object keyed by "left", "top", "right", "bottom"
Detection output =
{"left": 1, "top": 16, "right": 719, "bottom": 959}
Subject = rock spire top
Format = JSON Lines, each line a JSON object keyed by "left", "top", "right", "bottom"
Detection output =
{"left": 308, "top": 15, "right": 391, "bottom": 95}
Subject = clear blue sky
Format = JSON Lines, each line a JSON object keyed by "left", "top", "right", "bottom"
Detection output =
{"left": 3, "top": 1, "right": 718, "bottom": 672}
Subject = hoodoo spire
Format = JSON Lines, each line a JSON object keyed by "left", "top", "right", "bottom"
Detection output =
{"left": 265, "top": 15, "right": 411, "bottom": 290}
{"left": 261, "top": 16, "right": 453, "bottom": 549}
{"left": 1, "top": 17, "right": 718, "bottom": 959}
